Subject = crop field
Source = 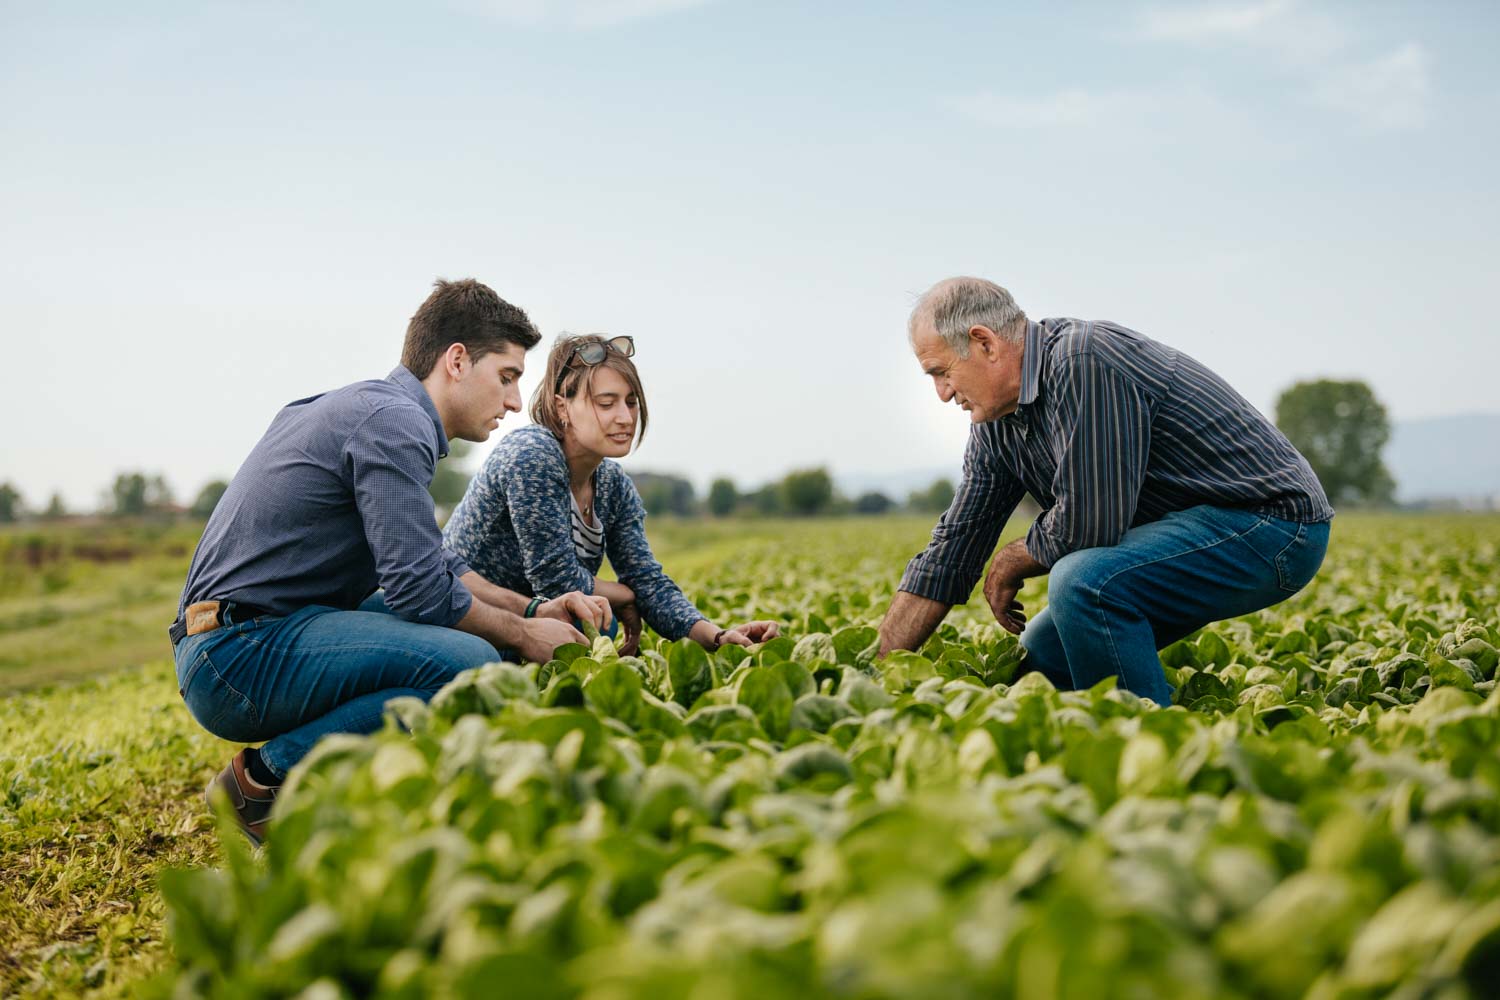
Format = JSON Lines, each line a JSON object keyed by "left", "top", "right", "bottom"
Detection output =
{"left": 4, "top": 514, "right": 1500, "bottom": 998}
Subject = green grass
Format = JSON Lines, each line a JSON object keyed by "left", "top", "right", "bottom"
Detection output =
{"left": 0, "top": 520, "right": 200, "bottom": 694}
{"left": 2, "top": 513, "right": 1497, "bottom": 997}
{"left": 0, "top": 663, "right": 231, "bottom": 996}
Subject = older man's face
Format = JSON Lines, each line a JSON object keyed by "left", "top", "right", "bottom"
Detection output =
{"left": 912, "top": 320, "right": 1020, "bottom": 423}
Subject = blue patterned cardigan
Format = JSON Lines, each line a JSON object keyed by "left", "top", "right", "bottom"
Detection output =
{"left": 442, "top": 424, "right": 705, "bottom": 640}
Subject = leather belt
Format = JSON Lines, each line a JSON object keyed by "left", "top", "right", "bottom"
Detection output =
{"left": 168, "top": 599, "right": 275, "bottom": 646}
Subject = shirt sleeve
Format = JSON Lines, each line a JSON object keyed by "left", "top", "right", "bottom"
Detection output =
{"left": 898, "top": 426, "right": 1024, "bottom": 605}
{"left": 443, "top": 548, "right": 472, "bottom": 579}
{"left": 603, "top": 469, "right": 706, "bottom": 641}
{"left": 345, "top": 407, "right": 472, "bottom": 626}
{"left": 501, "top": 434, "right": 598, "bottom": 599}
{"left": 1025, "top": 352, "right": 1153, "bottom": 568}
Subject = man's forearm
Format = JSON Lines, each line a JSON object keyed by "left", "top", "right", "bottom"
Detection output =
{"left": 452, "top": 596, "right": 528, "bottom": 650}
{"left": 878, "top": 591, "right": 952, "bottom": 656}
{"left": 460, "top": 571, "right": 530, "bottom": 615}
{"left": 993, "top": 537, "right": 1048, "bottom": 583}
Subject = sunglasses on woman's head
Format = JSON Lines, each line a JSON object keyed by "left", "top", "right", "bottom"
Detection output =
{"left": 558, "top": 335, "right": 635, "bottom": 391}
{"left": 571, "top": 335, "right": 635, "bottom": 366}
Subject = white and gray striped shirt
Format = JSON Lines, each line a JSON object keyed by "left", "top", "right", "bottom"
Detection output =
{"left": 570, "top": 493, "right": 604, "bottom": 565}
{"left": 900, "top": 318, "right": 1334, "bottom": 605}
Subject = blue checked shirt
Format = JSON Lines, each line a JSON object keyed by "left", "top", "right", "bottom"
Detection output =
{"left": 173, "top": 367, "right": 473, "bottom": 631}
{"left": 899, "top": 318, "right": 1334, "bottom": 605}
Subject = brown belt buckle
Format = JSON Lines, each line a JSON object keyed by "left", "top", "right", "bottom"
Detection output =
{"left": 185, "top": 600, "right": 223, "bottom": 637}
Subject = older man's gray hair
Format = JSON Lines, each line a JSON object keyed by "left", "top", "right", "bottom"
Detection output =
{"left": 910, "top": 277, "right": 1026, "bottom": 358}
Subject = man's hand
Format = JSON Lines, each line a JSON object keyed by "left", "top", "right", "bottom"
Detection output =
{"left": 517, "top": 617, "right": 586, "bottom": 663}
{"left": 983, "top": 560, "right": 1027, "bottom": 635}
{"left": 616, "top": 600, "right": 643, "bottom": 655}
{"left": 538, "top": 591, "right": 612, "bottom": 631}
{"left": 983, "top": 538, "right": 1047, "bottom": 635}
{"left": 716, "top": 620, "right": 781, "bottom": 648}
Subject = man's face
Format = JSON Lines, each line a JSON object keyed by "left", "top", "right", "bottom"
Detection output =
{"left": 452, "top": 342, "right": 526, "bottom": 442}
{"left": 911, "top": 320, "right": 1020, "bottom": 424}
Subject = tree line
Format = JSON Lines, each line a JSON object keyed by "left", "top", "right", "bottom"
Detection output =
{"left": 0, "top": 378, "right": 1398, "bottom": 525}
{"left": 0, "top": 474, "right": 228, "bottom": 523}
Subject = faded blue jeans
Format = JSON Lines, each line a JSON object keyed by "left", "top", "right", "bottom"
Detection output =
{"left": 173, "top": 592, "right": 501, "bottom": 779}
{"left": 1019, "top": 506, "right": 1331, "bottom": 706}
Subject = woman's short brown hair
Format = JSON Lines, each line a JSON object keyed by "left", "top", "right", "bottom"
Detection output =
{"left": 529, "top": 334, "right": 649, "bottom": 446}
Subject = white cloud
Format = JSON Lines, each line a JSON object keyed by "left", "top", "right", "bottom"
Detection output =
{"left": 464, "top": 0, "right": 716, "bottom": 28}
{"left": 1139, "top": 0, "right": 1296, "bottom": 42}
{"left": 1312, "top": 42, "right": 1431, "bottom": 131}
{"left": 944, "top": 86, "right": 1241, "bottom": 138}
{"left": 1136, "top": 0, "right": 1345, "bottom": 65}
{"left": 1133, "top": 1, "right": 1431, "bottom": 131}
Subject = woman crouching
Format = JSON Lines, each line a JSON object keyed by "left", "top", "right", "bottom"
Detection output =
{"left": 442, "top": 333, "right": 778, "bottom": 656}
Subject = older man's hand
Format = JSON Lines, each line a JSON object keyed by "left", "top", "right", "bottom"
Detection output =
{"left": 983, "top": 557, "right": 1028, "bottom": 635}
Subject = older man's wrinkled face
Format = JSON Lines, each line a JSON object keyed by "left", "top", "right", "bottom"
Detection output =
{"left": 911, "top": 319, "right": 1023, "bottom": 424}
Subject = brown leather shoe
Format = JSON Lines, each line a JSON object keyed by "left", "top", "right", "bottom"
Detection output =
{"left": 205, "top": 749, "right": 278, "bottom": 846}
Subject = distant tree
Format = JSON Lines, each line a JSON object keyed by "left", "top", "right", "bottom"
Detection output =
{"left": 632, "top": 471, "right": 697, "bottom": 517}
{"left": 146, "top": 474, "right": 176, "bottom": 513}
{"left": 781, "top": 467, "right": 834, "bottom": 516}
{"left": 429, "top": 439, "right": 475, "bottom": 511}
{"left": 42, "top": 492, "right": 67, "bottom": 520}
{"left": 908, "top": 478, "right": 956, "bottom": 513}
{"left": 749, "top": 484, "right": 783, "bottom": 516}
{"left": 854, "top": 491, "right": 894, "bottom": 515}
{"left": 0, "top": 482, "right": 22, "bottom": 522}
{"left": 707, "top": 478, "right": 738, "bottom": 518}
{"left": 111, "top": 473, "right": 148, "bottom": 517}
{"left": 191, "top": 480, "right": 230, "bottom": 519}
{"left": 1275, "top": 379, "right": 1395, "bottom": 506}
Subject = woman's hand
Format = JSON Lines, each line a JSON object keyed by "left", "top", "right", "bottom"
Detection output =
{"left": 713, "top": 620, "right": 782, "bottom": 648}
{"left": 616, "top": 600, "right": 643, "bottom": 655}
{"left": 538, "top": 591, "right": 613, "bottom": 632}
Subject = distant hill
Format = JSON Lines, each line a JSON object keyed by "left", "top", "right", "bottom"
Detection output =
{"left": 1386, "top": 414, "right": 1500, "bottom": 503}
{"left": 839, "top": 414, "right": 1500, "bottom": 506}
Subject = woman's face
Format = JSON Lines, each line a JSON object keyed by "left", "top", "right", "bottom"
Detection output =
{"left": 559, "top": 365, "right": 639, "bottom": 459}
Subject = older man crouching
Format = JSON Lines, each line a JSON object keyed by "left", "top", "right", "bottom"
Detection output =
{"left": 878, "top": 277, "right": 1334, "bottom": 705}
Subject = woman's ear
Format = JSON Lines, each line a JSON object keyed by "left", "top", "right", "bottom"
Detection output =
{"left": 554, "top": 393, "right": 570, "bottom": 430}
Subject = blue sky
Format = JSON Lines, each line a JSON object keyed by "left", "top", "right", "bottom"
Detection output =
{"left": 2, "top": 0, "right": 1497, "bottom": 508}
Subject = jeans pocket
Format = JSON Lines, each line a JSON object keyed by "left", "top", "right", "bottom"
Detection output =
{"left": 181, "top": 645, "right": 263, "bottom": 742}
{"left": 1273, "top": 522, "right": 1326, "bottom": 594}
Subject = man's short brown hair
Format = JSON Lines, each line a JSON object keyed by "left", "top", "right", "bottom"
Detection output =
{"left": 402, "top": 278, "right": 541, "bottom": 378}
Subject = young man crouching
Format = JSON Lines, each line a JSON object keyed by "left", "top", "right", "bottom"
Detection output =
{"left": 171, "top": 278, "right": 609, "bottom": 844}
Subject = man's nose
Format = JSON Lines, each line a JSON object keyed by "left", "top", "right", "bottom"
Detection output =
{"left": 505, "top": 390, "right": 522, "bottom": 412}
{"left": 935, "top": 380, "right": 954, "bottom": 403}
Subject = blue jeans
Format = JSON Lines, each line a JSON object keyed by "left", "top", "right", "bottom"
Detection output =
{"left": 1019, "top": 506, "right": 1330, "bottom": 706}
{"left": 173, "top": 592, "right": 501, "bottom": 779}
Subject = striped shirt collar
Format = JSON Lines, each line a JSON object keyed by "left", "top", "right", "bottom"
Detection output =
{"left": 386, "top": 365, "right": 450, "bottom": 460}
{"left": 1017, "top": 319, "right": 1045, "bottom": 409}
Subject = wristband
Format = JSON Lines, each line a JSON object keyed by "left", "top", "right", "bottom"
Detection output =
{"left": 712, "top": 628, "right": 729, "bottom": 649}
{"left": 524, "top": 597, "right": 543, "bottom": 619}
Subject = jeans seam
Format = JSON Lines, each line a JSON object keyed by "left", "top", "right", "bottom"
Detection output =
{"left": 1090, "top": 523, "right": 1243, "bottom": 598}
{"left": 1068, "top": 518, "right": 1242, "bottom": 699}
